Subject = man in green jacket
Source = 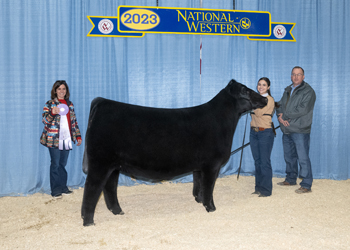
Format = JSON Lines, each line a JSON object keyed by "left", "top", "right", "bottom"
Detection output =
{"left": 276, "top": 66, "right": 316, "bottom": 194}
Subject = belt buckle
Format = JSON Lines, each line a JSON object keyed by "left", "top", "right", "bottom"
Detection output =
{"left": 253, "top": 127, "right": 259, "bottom": 132}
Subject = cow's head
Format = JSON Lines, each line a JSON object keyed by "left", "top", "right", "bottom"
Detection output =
{"left": 225, "top": 79, "right": 268, "bottom": 114}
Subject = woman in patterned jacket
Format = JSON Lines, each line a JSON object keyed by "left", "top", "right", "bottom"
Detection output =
{"left": 40, "top": 80, "right": 82, "bottom": 198}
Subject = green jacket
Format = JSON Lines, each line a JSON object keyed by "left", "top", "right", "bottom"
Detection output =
{"left": 276, "top": 81, "right": 316, "bottom": 134}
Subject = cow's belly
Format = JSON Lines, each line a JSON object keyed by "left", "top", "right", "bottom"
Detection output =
{"left": 120, "top": 161, "right": 196, "bottom": 181}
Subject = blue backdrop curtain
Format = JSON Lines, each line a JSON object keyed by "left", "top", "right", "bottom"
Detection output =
{"left": 0, "top": 0, "right": 349, "bottom": 196}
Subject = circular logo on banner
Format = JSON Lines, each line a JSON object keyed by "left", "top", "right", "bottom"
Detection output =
{"left": 98, "top": 19, "right": 114, "bottom": 34}
{"left": 273, "top": 25, "right": 287, "bottom": 39}
{"left": 240, "top": 18, "right": 251, "bottom": 29}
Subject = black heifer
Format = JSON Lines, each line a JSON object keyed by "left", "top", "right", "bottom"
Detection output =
{"left": 81, "top": 79, "right": 267, "bottom": 226}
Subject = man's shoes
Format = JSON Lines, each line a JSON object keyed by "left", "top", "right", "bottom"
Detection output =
{"left": 277, "top": 181, "right": 296, "bottom": 186}
{"left": 62, "top": 190, "right": 73, "bottom": 196}
{"left": 258, "top": 194, "right": 267, "bottom": 197}
{"left": 295, "top": 187, "right": 312, "bottom": 194}
{"left": 52, "top": 194, "right": 62, "bottom": 199}
{"left": 251, "top": 191, "right": 260, "bottom": 195}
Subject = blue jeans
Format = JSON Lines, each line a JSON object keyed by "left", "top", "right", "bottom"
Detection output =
{"left": 282, "top": 133, "right": 313, "bottom": 189}
{"left": 48, "top": 144, "right": 70, "bottom": 196}
{"left": 250, "top": 128, "right": 275, "bottom": 196}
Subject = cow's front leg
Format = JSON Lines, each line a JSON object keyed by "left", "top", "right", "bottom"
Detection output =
{"left": 193, "top": 171, "right": 203, "bottom": 203}
{"left": 201, "top": 168, "right": 219, "bottom": 212}
{"left": 103, "top": 169, "right": 124, "bottom": 215}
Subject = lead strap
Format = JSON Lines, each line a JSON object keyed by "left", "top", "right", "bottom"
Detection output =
{"left": 237, "top": 114, "right": 248, "bottom": 180}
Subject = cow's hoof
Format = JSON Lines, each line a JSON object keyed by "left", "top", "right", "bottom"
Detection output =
{"left": 195, "top": 196, "right": 203, "bottom": 203}
{"left": 205, "top": 205, "right": 216, "bottom": 213}
{"left": 115, "top": 210, "right": 125, "bottom": 215}
{"left": 110, "top": 208, "right": 124, "bottom": 215}
{"left": 83, "top": 221, "right": 95, "bottom": 227}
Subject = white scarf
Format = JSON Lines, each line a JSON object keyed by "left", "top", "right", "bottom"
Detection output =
{"left": 59, "top": 115, "right": 72, "bottom": 150}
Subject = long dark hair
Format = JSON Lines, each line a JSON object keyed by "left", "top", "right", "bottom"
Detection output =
{"left": 257, "top": 77, "right": 271, "bottom": 96}
{"left": 50, "top": 80, "right": 70, "bottom": 100}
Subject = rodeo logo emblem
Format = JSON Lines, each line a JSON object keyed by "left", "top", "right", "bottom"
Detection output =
{"left": 273, "top": 24, "right": 286, "bottom": 39}
{"left": 98, "top": 19, "right": 114, "bottom": 34}
{"left": 240, "top": 17, "right": 251, "bottom": 29}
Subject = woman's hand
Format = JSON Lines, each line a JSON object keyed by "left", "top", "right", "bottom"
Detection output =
{"left": 77, "top": 139, "right": 82, "bottom": 146}
{"left": 52, "top": 106, "right": 60, "bottom": 115}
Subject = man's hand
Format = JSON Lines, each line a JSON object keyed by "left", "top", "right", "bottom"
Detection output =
{"left": 278, "top": 113, "right": 290, "bottom": 127}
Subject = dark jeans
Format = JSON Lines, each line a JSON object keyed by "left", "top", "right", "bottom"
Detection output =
{"left": 48, "top": 144, "right": 70, "bottom": 196}
{"left": 282, "top": 133, "right": 313, "bottom": 189}
{"left": 250, "top": 128, "right": 275, "bottom": 196}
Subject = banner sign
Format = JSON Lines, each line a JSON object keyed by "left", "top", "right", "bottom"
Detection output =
{"left": 118, "top": 6, "right": 271, "bottom": 36}
{"left": 87, "top": 16, "right": 144, "bottom": 38}
{"left": 248, "top": 22, "right": 296, "bottom": 42}
{"left": 87, "top": 6, "right": 295, "bottom": 42}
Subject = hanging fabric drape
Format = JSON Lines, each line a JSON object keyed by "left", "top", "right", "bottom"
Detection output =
{"left": 0, "top": 0, "right": 349, "bottom": 196}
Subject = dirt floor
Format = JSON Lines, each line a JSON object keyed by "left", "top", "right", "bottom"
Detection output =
{"left": 1, "top": 175, "right": 349, "bottom": 250}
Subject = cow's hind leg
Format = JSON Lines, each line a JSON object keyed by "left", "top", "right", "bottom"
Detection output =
{"left": 103, "top": 169, "right": 124, "bottom": 215}
{"left": 201, "top": 168, "right": 220, "bottom": 212}
{"left": 81, "top": 165, "right": 110, "bottom": 226}
{"left": 193, "top": 171, "right": 203, "bottom": 203}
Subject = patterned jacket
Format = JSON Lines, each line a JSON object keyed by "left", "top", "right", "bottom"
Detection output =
{"left": 40, "top": 98, "right": 81, "bottom": 148}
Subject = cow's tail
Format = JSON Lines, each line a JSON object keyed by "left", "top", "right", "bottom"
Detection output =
{"left": 82, "top": 97, "right": 104, "bottom": 175}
